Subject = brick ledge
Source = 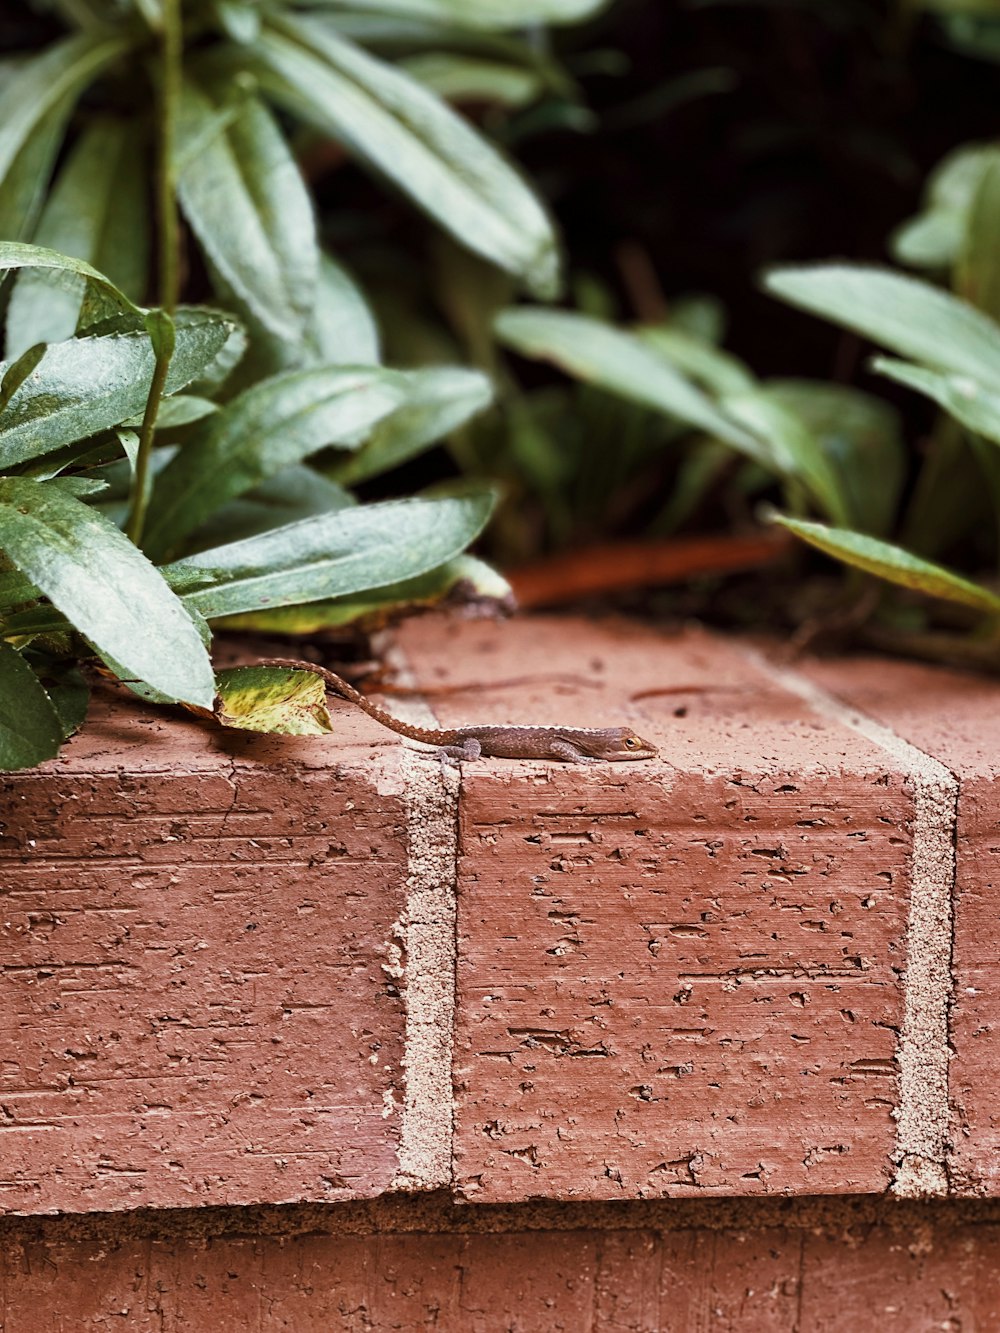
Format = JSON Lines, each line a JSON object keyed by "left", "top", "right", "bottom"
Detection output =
{"left": 2, "top": 615, "right": 997, "bottom": 1212}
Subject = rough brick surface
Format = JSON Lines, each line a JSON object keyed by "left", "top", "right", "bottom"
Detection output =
{"left": 802, "top": 656, "right": 1000, "bottom": 1196}
{"left": 0, "top": 693, "right": 411, "bottom": 1212}
{"left": 4, "top": 1208, "right": 1000, "bottom": 1331}
{"left": 397, "top": 618, "right": 914, "bottom": 1201}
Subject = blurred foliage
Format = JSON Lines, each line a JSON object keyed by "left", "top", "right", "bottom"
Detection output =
{"left": 329, "top": 0, "right": 1000, "bottom": 669}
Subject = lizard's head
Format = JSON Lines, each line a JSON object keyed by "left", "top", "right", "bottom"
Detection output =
{"left": 593, "top": 727, "right": 659, "bottom": 761}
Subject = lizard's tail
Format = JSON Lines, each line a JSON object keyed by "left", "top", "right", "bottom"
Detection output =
{"left": 253, "top": 658, "right": 448, "bottom": 745}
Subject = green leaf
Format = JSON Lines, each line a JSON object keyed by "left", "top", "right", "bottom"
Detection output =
{"left": 121, "top": 394, "right": 218, "bottom": 430}
{"left": 765, "top": 379, "right": 905, "bottom": 535}
{"left": 891, "top": 142, "right": 998, "bottom": 270}
{"left": 721, "top": 389, "right": 850, "bottom": 524}
{"left": 0, "top": 477, "right": 216, "bottom": 706}
{"left": 901, "top": 422, "right": 990, "bottom": 558}
{"left": 639, "top": 324, "right": 755, "bottom": 397}
{"left": 495, "top": 307, "right": 762, "bottom": 456}
{"left": 252, "top": 15, "right": 560, "bottom": 296}
{"left": 0, "top": 641, "right": 63, "bottom": 770}
{"left": 304, "top": 253, "right": 381, "bottom": 365}
{"left": 0, "top": 92, "right": 75, "bottom": 246}
{"left": 773, "top": 512, "right": 1000, "bottom": 614}
{"left": 214, "top": 0, "right": 262, "bottom": 42}
{"left": 0, "top": 343, "right": 46, "bottom": 416}
{"left": 307, "top": 0, "right": 610, "bottom": 27}
{"left": 874, "top": 356, "right": 1000, "bottom": 447}
{"left": 36, "top": 662, "right": 89, "bottom": 739}
{"left": 0, "top": 241, "right": 141, "bottom": 321}
{"left": 957, "top": 153, "right": 1000, "bottom": 322}
{"left": 763, "top": 263, "right": 1000, "bottom": 384}
{"left": 214, "top": 665, "right": 333, "bottom": 736}
{"left": 190, "top": 464, "right": 354, "bottom": 549}
{"left": 164, "top": 491, "right": 494, "bottom": 618}
{"left": 0, "top": 312, "right": 235, "bottom": 468}
{"left": 143, "top": 366, "right": 406, "bottom": 560}
{"left": 211, "top": 552, "right": 510, "bottom": 631}
{"left": 400, "top": 53, "right": 543, "bottom": 107}
{"left": 6, "top": 119, "right": 149, "bottom": 357}
{"left": 188, "top": 315, "right": 248, "bottom": 395}
{"left": 175, "top": 79, "right": 318, "bottom": 343}
{"left": 0, "top": 568, "right": 39, "bottom": 608}
{"left": 0, "top": 32, "right": 130, "bottom": 216}
{"left": 330, "top": 366, "right": 493, "bottom": 484}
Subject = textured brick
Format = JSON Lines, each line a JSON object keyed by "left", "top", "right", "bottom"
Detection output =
{"left": 798, "top": 1217, "right": 1000, "bottom": 1329}
{"left": 803, "top": 656, "right": 1000, "bottom": 1196}
{"left": 398, "top": 618, "right": 913, "bottom": 1201}
{"left": 0, "top": 692, "right": 411, "bottom": 1213}
{"left": 5, "top": 1212, "right": 1000, "bottom": 1331}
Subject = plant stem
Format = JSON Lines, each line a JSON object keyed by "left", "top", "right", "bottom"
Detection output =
{"left": 157, "top": 0, "right": 182, "bottom": 315}
{"left": 124, "top": 330, "right": 173, "bottom": 547}
{"left": 126, "top": 0, "right": 182, "bottom": 548}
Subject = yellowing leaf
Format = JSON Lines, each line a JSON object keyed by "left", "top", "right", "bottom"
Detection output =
{"left": 214, "top": 665, "right": 333, "bottom": 735}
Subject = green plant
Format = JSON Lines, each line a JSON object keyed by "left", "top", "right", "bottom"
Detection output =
{"left": 0, "top": 0, "right": 608, "bottom": 769}
{"left": 758, "top": 138, "right": 1000, "bottom": 662}
{"left": 480, "top": 292, "right": 904, "bottom": 553}
{"left": 483, "top": 111, "right": 1000, "bottom": 665}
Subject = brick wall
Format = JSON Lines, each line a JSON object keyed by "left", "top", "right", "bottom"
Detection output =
{"left": 2, "top": 616, "right": 998, "bottom": 1328}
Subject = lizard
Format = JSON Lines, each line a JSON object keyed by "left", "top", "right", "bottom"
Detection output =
{"left": 254, "top": 658, "right": 659, "bottom": 764}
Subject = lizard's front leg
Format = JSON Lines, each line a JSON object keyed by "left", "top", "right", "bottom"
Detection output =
{"left": 549, "top": 738, "right": 601, "bottom": 764}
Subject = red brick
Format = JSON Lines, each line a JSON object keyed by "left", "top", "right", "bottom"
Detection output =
{"left": 5, "top": 1214, "right": 1000, "bottom": 1330}
{"left": 803, "top": 656, "right": 1000, "bottom": 1195}
{"left": 398, "top": 618, "right": 913, "bottom": 1201}
{"left": 0, "top": 692, "right": 410, "bottom": 1213}
{"left": 797, "top": 1218, "right": 1000, "bottom": 1329}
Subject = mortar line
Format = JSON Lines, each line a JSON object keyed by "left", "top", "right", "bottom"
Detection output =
{"left": 377, "top": 641, "right": 459, "bottom": 1191}
{"left": 746, "top": 651, "right": 958, "bottom": 1198}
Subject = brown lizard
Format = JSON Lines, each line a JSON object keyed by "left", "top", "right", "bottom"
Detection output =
{"left": 255, "top": 658, "right": 659, "bottom": 764}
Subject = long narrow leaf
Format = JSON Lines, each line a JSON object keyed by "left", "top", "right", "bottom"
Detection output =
{"left": 0, "top": 312, "right": 235, "bottom": 467}
{"left": 251, "top": 15, "right": 560, "bottom": 296}
{"left": 764, "top": 263, "right": 1000, "bottom": 384}
{"left": 0, "top": 478, "right": 215, "bottom": 705}
{"left": 6, "top": 119, "right": 150, "bottom": 356}
{"left": 305, "top": 0, "right": 609, "bottom": 26}
{"left": 175, "top": 79, "right": 318, "bottom": 342}
{"left": 774, "top": 513, "right": 1000, "bottom": 615}
{"left": 874, "top": 356, "right": 1000, "bottom": 447}
{"left": 721, "top": 389, "right": 849, "bottom": 524}
{"left": 765, "top": 379, "right": 905, "bottom": 536}
{"left": 0, "top": 241, "right": 141, "bottom": 319}
{"left": 163, "top": 492, "right": 494, "bottom": 617}
{"left": 0, "top": 641, "right": 63, "bottom": 770}
{"left": 211, "top": 553, "right": 511, "bottom": 632}
{"left": 305, "top": 253, "right": 381, "bottom": 365}
{"left": 330, "top": 366, "right": 493, "bottom": 484}
{"left": 0, "top": 92, "right": 75, "bottom": 245}
{"left": 143, "top": 366, "right": 406, "bottom": 560}
{"left": 189, "top": 465, "right": 354, "bottom": 549}
{"left": 495, "top": 307, "right": 763, "bottom": 456}
{"left": 0, "top": 32, "right": 129, "bottom": 195}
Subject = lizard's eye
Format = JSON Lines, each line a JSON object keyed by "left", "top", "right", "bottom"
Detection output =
{"left": 624, "top": 736, "right": 639, "bottom": 749}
